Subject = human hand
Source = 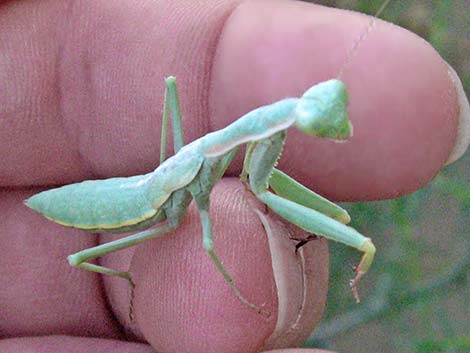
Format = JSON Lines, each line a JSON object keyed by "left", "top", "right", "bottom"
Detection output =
{"left": 1, "top": 1, "right": 468, "bottom": 353}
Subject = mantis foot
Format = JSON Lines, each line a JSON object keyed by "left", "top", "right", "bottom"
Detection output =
{"left": 349, "top": 270, "right": 365, "bottom": 303}
{"left": 128, "top": 275, "right": 136, "bottom": 321}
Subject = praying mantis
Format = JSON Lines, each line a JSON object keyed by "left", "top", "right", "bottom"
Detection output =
{"left": 22, "top": 0, "right": 398, "bottom": 318}
{"left": 26, "top": 76, "right": 375, "bottom": 314}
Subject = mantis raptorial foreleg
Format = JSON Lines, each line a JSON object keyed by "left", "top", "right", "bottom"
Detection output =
{"left": 247, "top": 132, "right": 375, "bottom": 302}
{"left": 242, "top": 141, "right": 351, "bottom": 223}
{"left": 256, "top": 192, "right": 375, "bottom": 302}
{"left": 269, "top": 168, "right": 351, "bottom": 224}
{"left": 240, "top": 142, "right": 257, "bottom": 183}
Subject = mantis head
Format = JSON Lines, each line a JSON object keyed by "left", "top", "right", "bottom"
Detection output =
{"left": 295, "top": 79, "right": 352, "bottom": 141}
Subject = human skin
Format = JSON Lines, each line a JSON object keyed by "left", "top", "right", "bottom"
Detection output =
{"left": 0, "top": 1, "right": 467, "bottom": 353}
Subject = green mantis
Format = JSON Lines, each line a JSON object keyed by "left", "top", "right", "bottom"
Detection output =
{"left": 26, "top": 76, "right": 375, "bottom": 314}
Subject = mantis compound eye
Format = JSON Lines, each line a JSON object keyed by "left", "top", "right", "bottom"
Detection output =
{"left": 295, "top": 79, "right": 353, "bottom": 141}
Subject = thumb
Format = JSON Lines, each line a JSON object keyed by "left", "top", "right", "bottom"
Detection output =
{"left": 130, "top": 179, "right": 329, "bottom": 353}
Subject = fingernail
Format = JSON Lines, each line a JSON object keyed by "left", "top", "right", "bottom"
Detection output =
{"left": 445, "top": 63, "right": 470, "bottom": 165}
{"left": 255, "top": 210, "right": 328, "bottom": 350}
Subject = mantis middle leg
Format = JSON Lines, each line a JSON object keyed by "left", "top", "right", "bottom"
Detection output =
{"left": 247, "top": 132, "right": 376, "bottom": 302}
{"left": 192, "top": 193, "right": 269, "bottom": 316}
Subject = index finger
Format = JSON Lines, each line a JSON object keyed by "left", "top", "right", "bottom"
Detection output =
{"left": 210, "top": 1, "right": 469, "bottom": 201}
{"left": 1, "top": 0, "right": 467, "bottom": 201}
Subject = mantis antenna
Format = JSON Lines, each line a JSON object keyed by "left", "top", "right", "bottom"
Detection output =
{"left": 337, "top": 0, "right": 393, "bottom": 79}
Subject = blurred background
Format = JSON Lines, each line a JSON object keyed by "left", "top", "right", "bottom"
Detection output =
{"left": 303, "top": 1, "right": 470, "bottom": 352}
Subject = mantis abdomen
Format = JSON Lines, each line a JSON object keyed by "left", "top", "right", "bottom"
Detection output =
{"left": 26, "top": 174, "right": 158, "bottom": 231}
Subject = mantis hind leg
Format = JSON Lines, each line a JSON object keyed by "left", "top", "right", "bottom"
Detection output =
{"left": 247, "top": 133, "right": 376, "bottom": 303}
{"left": 67, "top": 223, "right": 176, "bottom": 274}
{"left": 160, "top": 76, "right": 185, "bottom": 163}
{"left": 68, "top": 222, "right": 177, "bottom": 318}
{"left": 192, "top": 193, "right": 269, "bottom": 316}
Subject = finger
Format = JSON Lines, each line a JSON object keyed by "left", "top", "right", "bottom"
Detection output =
{"left": 126, "top": 179, "right": 329, "bottom": 352}
{"left": 1, "top": 180, "right": 329, "bottom": 346}
{"left": 2, "top": 1, "right": 467, "bottom": 201}
{"left": 0, "top": 0, "right": 235, "bottom": 185}
{"left": 0, "top": 336, "right": 155, "bottom": 353}
{"left": 210, "top": 1, "right": 469, "bottom": 200}
{"left": 0, "top": 189, "right": 121, "bottom": 337}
